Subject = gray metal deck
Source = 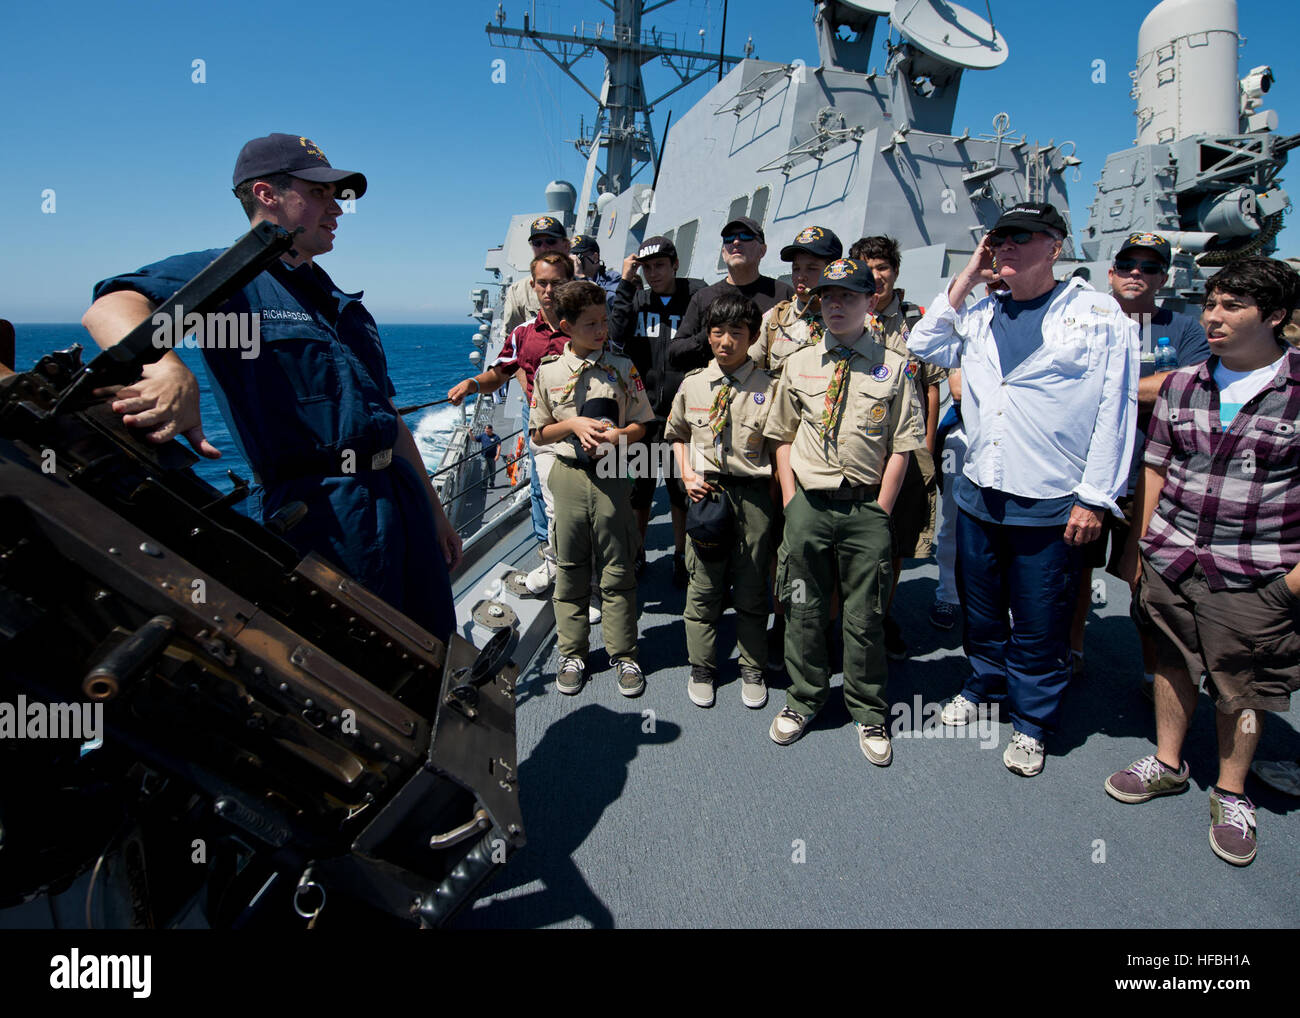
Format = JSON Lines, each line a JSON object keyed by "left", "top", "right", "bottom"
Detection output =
{"left": 455, "top": 492, "right": 1300, "bottom": 929}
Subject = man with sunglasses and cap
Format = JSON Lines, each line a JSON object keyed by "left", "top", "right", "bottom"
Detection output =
{"left": 569, "top": 234, "right": 622, "bottom": 307}
{"left": 503, "top": 216, "right": 572, "bottom": 336}
{"left": 908, "top": 202, "right": 1139, "bottom": 777}
{"left": 667, "top": 216, "right": 795, "bottom": 374}
{"left": 81, "top": 133, "right": 460, "bottom": 642}
{"left": 608, "top": 235, "right": 707, "bottom": 583}
{"left": 1070, "top": 233, "right": 1208, "bottom": 689}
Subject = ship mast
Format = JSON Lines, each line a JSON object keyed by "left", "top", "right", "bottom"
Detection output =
{"left": 487, "top": 1, "right": 751, "bottom": 230}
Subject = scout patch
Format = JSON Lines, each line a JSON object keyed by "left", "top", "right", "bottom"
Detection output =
{"left": 871, "top": 363, "right": 891, "bottom": 381}
{"left": 903, "top": 362, "right": 919, "bottom": 381}
{"left": 868, "top": 402, "right": 887, "bottom": 424}
{"left": 753, "top": 392, "right": 766, "bottom": 404}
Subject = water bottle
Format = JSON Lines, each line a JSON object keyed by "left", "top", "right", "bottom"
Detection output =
{"left": 1154, "top": 335, "right": 1178, "bottom": 372}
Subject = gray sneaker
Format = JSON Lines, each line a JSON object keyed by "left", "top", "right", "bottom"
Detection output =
{"left": 615, "top": 658, "right": 645, "bottom": 698}
{"left": 688, "top": 665, "right": 716, "bottom": 708}
{"left": 1104, "top": 754, "right": 1189, "bottom": 804}
{"left": 1003, "top": 730, "right": 1045, "bottom": 776}
{"left": 556, "top": 656, "right": 585, "bottom": 695}
{"left": 857, "top": 723, "right": 893, "bottom": 767}
{"left": 740, "top": 665, "right": 767, "bottom": 709}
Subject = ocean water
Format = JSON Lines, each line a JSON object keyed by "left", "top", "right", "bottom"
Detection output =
{"left": 11, "top": 323, "right": 484, "bottom": 492}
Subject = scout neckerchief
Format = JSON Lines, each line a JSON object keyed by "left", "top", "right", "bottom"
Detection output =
{"left": 820, "top": 344, "right": 858, "bottom": 439}
{"left": 799, "top": 296, "right": 825, "bottom": 347}
{"left": 708, "top": 369, "right": 740, "bottom": 439}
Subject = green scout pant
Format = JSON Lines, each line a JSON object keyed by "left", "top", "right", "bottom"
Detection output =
{"left": 684, "top": 479, "right": 774, "bottom": 672}
{"left": 547, "top": 458, "right": 639, "bottom": 660}
{"left": 777, "top": 487, "right": 893, "bottom": 726}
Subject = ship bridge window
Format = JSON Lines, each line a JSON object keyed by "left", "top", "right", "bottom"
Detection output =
{"left": 676, "top": 220, "right": 698, "bottom": 276}
{"left": 749, "top": 186, "right": 770, "bottom": 230}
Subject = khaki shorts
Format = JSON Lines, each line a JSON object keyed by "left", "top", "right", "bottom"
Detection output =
{"left": 1139, "top": 559, "right": 1300, "bottom": 714}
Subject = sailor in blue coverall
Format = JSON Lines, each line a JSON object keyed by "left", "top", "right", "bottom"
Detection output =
{"left": 82, "top": 134, "right": 459, "bottom": 640}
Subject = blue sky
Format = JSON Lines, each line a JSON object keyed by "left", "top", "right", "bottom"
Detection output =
{"left": 2, "top": 0, "right": 1296, "bottom": 322}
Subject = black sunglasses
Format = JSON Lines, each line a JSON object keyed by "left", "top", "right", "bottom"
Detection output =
{"left": 988, "top": 230, "right": 1036, "bottom": 246}
{"left": 1114, "top": 257, "right": 1165, "bottom": 275}
{"left": 723, "top": 231, "right": 758, "bottom": 243}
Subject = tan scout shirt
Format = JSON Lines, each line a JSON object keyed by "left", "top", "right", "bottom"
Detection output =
{"left": 875, "top": 293, "right": 947, "bottom": 401}
{"left": 664, "top": 359, "right": 777, "bottom": 480}
{"left": 530, "top": 343, "right": 655, "bottom": 463}
{"left": 764, "top": 328, "right": 925, "bottom": 490}
{"left": 752, "top": 296, "right": 825, "bottom": 372}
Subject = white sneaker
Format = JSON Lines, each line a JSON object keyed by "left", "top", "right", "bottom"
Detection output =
{"left": 941, "top": 693, "right": 979, "bottom": 726}
{"left": 1003, "top": 730, "right": 1045, "bottom": 777}
{"left": 525, "top": 550, "right": 557, "bottom": 594}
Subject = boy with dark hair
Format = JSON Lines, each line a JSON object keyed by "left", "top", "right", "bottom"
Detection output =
{"left": 1106, "top": 257, "right": 1300, "bottom": 866}
{"left": 665, "top": 294, "right": 777, "bottom": 709}
{"left": 531, "top": 281, "right": 655, "bottom": 696}
{"left": 763, "top": 259, "right": 925, "bottom": 764}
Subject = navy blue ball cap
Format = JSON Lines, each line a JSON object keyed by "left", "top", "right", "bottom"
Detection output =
{"left": 810, "top": 258, "right": 876, "bottom": 295}
{"left": 570, "top": 233, "right": 600, "bottom": 255}
{"left": 528, "top": 215, "right": 568, "bottom": 241}
{"left": 780, "top": 225, "right": 843, "bottom": 262}
{"left": 991, "top": 202, "right": 1067, "bottom": 236}
{"left": 233, "top": 133, "right": 367, "bottom": 199}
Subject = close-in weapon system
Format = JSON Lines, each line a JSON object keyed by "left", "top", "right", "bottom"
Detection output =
{"left": 0, "top": 224, "right": 522, "bottom": 928}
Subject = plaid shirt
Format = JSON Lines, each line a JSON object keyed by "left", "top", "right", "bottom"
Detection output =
{"left": 1141, "top": 347, "right": 1300, "bottom": 590}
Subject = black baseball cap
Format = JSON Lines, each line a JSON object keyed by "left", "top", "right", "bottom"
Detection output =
{"left": 528, "top": 216, "right": 567, "bottom": 241}
{"left": 810, "top": 258, "right": 876, "bottom": 295}
{"left": 721, "top": 216, "right": 765, "bottom": 243}
{"left": 570, "top": 234, "right": 600, "bottom": 256}
{"left": 636, "top": 235, "right": 677, "bottom": 261}
{"left": 991, "top": 202, "right": 1068, "bottom": 236}
{"left": 232, "top": 133, "right": 367, "bottom": 198}
{"left": 780, "top": 225, "right": 843, "bottom": 262}
{"left": 1115, "top": 232, "right": 1171, "bottom": 268}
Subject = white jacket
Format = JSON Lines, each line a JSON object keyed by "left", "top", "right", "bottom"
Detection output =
{"left": 907, "top": 277, "right": 1139, "bottom": 516}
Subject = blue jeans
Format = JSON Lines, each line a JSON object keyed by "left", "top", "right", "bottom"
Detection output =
{"left": 955, "top": 509, "right": 1083, "bottom": 741}
{"left": 524, "top": 405, "right": 548, "bottom": 545}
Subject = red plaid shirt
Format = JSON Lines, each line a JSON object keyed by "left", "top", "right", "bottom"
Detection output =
{"left": 1141, "top": 347, "right": 1300, "bottom": 590}
{"left": 491, "top": 312, "right": 568, "bottom": 401}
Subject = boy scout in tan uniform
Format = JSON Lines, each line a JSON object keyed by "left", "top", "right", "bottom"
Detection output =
{"left": 664, "top": 294, "right": 777, "bottom": 709}
{"left": 531, "top": 282, "right": 655, "bottom": 696}
{"left": 763, "top": 259, "right": 925, "bottom": 765}
{"left": 750, "top": 226, "right": 843, "bottom": 372}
